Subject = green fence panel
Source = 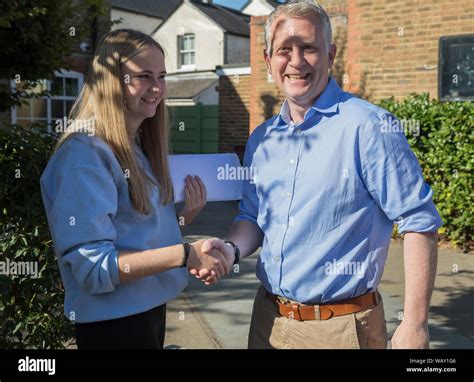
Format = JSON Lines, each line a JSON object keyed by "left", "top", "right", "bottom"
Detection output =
{"left": 169, "top": 104, "right": 218, "bottom": 154}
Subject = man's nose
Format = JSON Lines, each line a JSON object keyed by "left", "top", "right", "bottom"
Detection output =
{"left": 289, "top": 48, "right": 305, "bottom": 68}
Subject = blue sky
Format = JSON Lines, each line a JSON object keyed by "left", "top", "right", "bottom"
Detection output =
{"left": 214, "top": 1, "right": 286, "bottom": 11}
{"left": 213, "top": 0, "right": 248, "bottom": 10}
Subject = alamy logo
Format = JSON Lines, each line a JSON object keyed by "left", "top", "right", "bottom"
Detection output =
{"left": 324, "top": 259, "right": 367, "bottom": 279}
{"left": 217, "top": 164, "right": 257, "bottom": 184}
{"left": 0, "top": 258, "right": 39, "bottom": 279}
{"left": 18, "top": 356, "right": 55, "bottom": 375}
{"left": 54, "top": 117, "right": 95, "bottom": 136}
{"left": 380, "top": 115, "right": 420, "bottom": 137}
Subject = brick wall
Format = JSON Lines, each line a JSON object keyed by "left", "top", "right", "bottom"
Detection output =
{"left": 247, "top": 0, "right": 473, "bottom": 136}
{"left": 218, "top": 72, "right": 251, "bottom": 158}
{"left": 346, "top": 0, "right": 474, "bottom": 100}
{"left": 249, "top": 16, "right": 286, "bottom": 134}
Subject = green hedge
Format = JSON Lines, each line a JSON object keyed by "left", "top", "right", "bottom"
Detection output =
{"left": 377, "top": 94, "right": 473, "bottom": 251}
{"left": 0, "top": 124, "right": 74, "bottom": 348}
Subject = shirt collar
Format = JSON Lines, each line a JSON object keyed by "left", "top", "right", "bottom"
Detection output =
{"left": 272, "top": 77, "right": 342, "bottom": 129}
{"left": 279, "top": 100, "right": 292, "bottom": 124}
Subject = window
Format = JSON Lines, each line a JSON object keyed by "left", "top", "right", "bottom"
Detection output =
{"left": 439, "top": 34, "right": 474, "bottom": 101}
{"left": 178, "top": 34, "right": 195, "bottom": 70}
{"left": 11, "top": 70, "right": 83, "bottom": 131}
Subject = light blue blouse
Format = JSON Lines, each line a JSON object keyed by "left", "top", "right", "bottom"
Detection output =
{"left": 41, "top": 133, "right": 187, "bottom": 323}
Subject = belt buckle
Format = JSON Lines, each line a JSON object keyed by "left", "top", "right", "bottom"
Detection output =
{"left": 275, "top": 296, "right": 303, "bottom": 321}
{"left": 277, "top": 296, "right": 290, "bottom": 304}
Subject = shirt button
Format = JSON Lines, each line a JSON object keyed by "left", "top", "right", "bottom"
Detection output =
{"left": 273, "top": 256, "right": 280, "bottom": 262}
{"left": 286, "top": 192, "right": 291, "bottom": 198}
{"left": 281, "top": 223, "right": 286, "bottom": 229}
{"left": 289, "top": 159, "right": 295, "bottom": 165}
{"left": 296, "top": 129, "right": 302, "bottom": 135}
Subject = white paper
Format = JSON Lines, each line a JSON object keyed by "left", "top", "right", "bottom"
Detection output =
{"left": 169, "top": 153, "right": 243, "bottom": 202}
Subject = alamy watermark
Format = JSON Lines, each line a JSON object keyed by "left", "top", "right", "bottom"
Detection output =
{"left": 217, "top": 164, "right": 257, "bottom": 184}
{"left": 54, "top": 117, "right": 95, "bottom": 136}
{"left": 381, "top": 115, "right": 420, "bottom": 137}
{"left": 18, "top": 356, "right": 55, "bottom": 375}
{"left": 324, "top": 259, "right": 367, "bottom": 279}
{"left": 0, "top": 258, "right": 39, "bottom": 279}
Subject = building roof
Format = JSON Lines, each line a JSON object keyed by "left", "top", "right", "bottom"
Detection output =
{"left": 111, "top": 0, "right": 182, "bottom": 19}
{"left": 166, "top": 77, "right": 217, "bottom": 99}
{"left": 190, "top": 1, "right": 250, "bottom": 37}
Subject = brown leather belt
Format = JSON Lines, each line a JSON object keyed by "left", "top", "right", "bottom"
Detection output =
{"left": 266, "top": 291, "right": 377, "bottom": 321}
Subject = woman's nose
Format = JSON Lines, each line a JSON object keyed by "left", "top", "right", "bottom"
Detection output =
{"left": 149, "top": 80, "right": 162, "bottom": 93}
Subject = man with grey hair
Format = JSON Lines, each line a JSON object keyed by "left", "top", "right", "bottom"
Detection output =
{"left": 195, "top": 0, "right": 441, "bottom": 349}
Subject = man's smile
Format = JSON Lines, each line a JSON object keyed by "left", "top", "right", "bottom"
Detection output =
{"left": 285, "top": 73, "right": 310, "bottom": 80}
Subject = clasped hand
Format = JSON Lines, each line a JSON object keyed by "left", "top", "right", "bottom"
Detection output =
{"left": 188, "top": 238, "right": 235, "bottom": 285}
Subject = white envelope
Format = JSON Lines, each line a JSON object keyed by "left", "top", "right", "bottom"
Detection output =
{"left": 169, "top": 153, "right": 244, "bottom": 202}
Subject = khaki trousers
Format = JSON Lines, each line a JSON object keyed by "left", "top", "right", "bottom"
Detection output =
{"left": 248, "top": 286, "right": 388, "bottom": 349}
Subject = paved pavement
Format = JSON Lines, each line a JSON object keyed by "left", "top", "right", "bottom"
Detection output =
{"left": 164, "top": 201, "right": 474, "bottom": 349}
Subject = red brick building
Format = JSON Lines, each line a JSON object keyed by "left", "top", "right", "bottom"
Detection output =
{"left": 217, "top": 66, "right": 252, "bottom": 155}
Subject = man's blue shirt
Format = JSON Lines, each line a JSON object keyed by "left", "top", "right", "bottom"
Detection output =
{"left": 235, "top": 78, "right": 442, "bottom": 303}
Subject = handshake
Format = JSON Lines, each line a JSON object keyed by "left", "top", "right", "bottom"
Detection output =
{"left": 187, "top": 238, "right": 236, "bottom": 285}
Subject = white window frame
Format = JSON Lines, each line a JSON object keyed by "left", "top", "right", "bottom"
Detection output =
{"left": 178, "top": 34, "right": 196, "bottom": 71}
{"left": 10, "top": 69, "right": 84, "bottom": 132}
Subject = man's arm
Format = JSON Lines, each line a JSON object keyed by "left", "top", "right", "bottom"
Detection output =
{"left": 227, "top": 220, "right": 264, "bottom": 260}
{"left": 391, "top": 231, "right": 438, "bottom": 349}
{"left": 191, "top": 131, "right": 263, "bottom": 282}
{"left": 190, "top": 220, "right": 264, "bottom": 284}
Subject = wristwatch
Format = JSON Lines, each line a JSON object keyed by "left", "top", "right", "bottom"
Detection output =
{"left": 224, "top": 241, "right": 240, "bottom": 265}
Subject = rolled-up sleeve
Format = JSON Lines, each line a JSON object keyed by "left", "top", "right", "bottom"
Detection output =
{"left": 359, "top": 113, "right": 443, "bottom": 233}
{"left": 234, "top": 139, "right": 259, "bottom": 226}
{"left": 45, "top": 168, "right": 120, "bottom": 294}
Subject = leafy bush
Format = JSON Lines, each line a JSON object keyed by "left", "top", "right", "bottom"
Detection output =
{"left": 0, "top": 124, "right": 74, "bottom": 348}
{"left": 378, "top": 94, "right": 473, "bottom": 251}
{"left": 0, "top": 0, "right": 108, "bottom": 111}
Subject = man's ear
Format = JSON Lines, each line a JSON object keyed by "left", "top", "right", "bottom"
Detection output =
{"left": 328, "top": 44, "right": 337, "bottom": 69}
{"left": 263, "top": 48, "right": 271, "bottom": 74}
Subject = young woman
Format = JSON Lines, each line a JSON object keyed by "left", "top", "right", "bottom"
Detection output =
{"left": 40, "top": 29, "right": 230, "bottom": 349}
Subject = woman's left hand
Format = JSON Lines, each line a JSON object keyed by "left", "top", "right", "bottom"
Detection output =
{"left": 178, "top": 175, "right": 207, "bottom": 228}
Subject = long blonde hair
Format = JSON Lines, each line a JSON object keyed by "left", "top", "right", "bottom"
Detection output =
{"left": 56, "top": 29, "right": 173, "bottom": 214}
